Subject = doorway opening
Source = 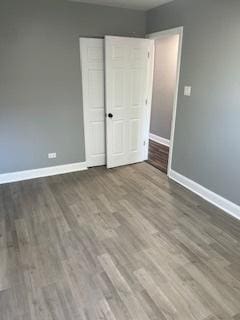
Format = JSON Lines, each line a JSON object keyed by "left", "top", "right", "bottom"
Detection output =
{"left": 146, "top": 27, "right": 183, "bottom": 174}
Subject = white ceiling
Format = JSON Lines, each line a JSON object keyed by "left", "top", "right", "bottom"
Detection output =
{"left": 70, "top": 0, "right": 174, "bottom": 11}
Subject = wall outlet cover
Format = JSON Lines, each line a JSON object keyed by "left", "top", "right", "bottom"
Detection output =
{"left": 48, "top": 153, "right": 57, "bottom": 159}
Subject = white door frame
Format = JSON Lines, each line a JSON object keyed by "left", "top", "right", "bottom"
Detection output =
{"left": 144, "top": 40, "right": 155, "bottom": 161}
{"left": 147, "top": 27, "right": 183, "bottom": 176}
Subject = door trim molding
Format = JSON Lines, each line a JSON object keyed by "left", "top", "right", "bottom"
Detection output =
{"left": 0, "top": 162, "right": 87, "bottom": 185}
{"left": 149, "top": 133, "right": 170, "bottom": 147}
{"left": 147, "top": 26, "right": 184, "bottom": 175}
{"left": 169, "top": 169, "right": 240, "bottom": 221}
{"left": 147, "top": 27, "right": 183, "bottom": 39}
{"left": 144, "top": 40, "right": 155, "bottom": 160}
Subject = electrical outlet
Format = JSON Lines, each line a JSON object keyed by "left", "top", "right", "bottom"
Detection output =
{"left": 48, "top": 153, "right": 56, "bottom": 159}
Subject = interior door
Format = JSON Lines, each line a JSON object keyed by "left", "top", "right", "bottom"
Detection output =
{"left": 80, "top": 38, "right": 105, "bottom": 167}
{"left": 105, "top": 36, "right": 154, "bottom": 168}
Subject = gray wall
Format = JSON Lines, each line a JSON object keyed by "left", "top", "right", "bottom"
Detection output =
{"left": 150, "top": 34, "right": 179, "bottom": 140}
{"left": 0, "top": 0, "right": 145, "bottom": 174}
{"left": 147, "top": 0, "right": 240, "bottom": 205}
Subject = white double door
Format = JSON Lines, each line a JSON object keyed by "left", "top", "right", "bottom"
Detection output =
{"left": 80, "top": 36, "right": 154, "bottom": 168}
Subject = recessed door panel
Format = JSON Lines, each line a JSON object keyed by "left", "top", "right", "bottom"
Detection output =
{"left": 113, "top": 121, "right": 125, "bottom": 155}
{"left": 87, "top": 46, "right": 103, "bottom": 62}
{"left": 88, "top": 69, "right": 104, "bottom": 109}
{"left": 90, "top": 121, "right": 105, "bottom": 156}
{"left": 113, "top": 69, "right": 124, "bottom": 109}
{"left": 129, "top": 119, "right": 140, "bottom": 152}
{"left": 130, "top": 69, "right": 144, "bottom": 107}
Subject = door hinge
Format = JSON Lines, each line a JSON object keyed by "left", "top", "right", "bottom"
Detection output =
{"left": 143, "top": 141, "right": 146, "bottom": 146}
{"left": 145, "top": 98, "right": 148, "bottom": 105}
{"left": 148, "top": 51, "right": 150, "bottom": 58}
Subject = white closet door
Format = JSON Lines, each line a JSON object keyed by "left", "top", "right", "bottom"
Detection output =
{"left": 105, "top": 36, "right": 154, "bottom": 169}
{"left": 80, "top": 38, "right": 105, "bottom": 167}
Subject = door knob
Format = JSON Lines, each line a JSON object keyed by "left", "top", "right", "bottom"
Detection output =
{"left": 108, "top": 113, "right": 113, "bottom": 118}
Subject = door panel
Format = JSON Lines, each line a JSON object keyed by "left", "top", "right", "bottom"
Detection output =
{"left": 113, "top": 121, "right": 125, "bottom": 155}
{"left": 88, "top": 70, "right": 104, "bottom": 109}
{"left": 105, "top": 36, "right": 154, "bottom": 168}
{"left": 90, "top": 121, "right": 105, "bottom": 155}
{"left": 113, "top": 70, "right": 125, "bottom": 108}
{"left": 80, "top": 38, "right": 105, "bottom": 167}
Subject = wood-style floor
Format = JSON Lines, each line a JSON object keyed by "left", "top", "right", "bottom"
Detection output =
{"left": 0, "top": 163, "right": 240, "bottom": 320}
{"left": 148, "top": 139, "right": 169, "bottom": 174}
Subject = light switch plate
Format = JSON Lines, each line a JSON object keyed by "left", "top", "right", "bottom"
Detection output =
{"left": 184, "top": 86, "right": 192, "bottom": 96}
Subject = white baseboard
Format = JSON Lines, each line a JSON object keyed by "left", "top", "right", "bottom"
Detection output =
{"left": 0, "top": 162, "right": 87, "bottom": 185}
{"left": 169, "top": 169, "right": 240, "bottom": 221}
{"left": 149, "top": 133, "right": 170, "bottom": 147}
